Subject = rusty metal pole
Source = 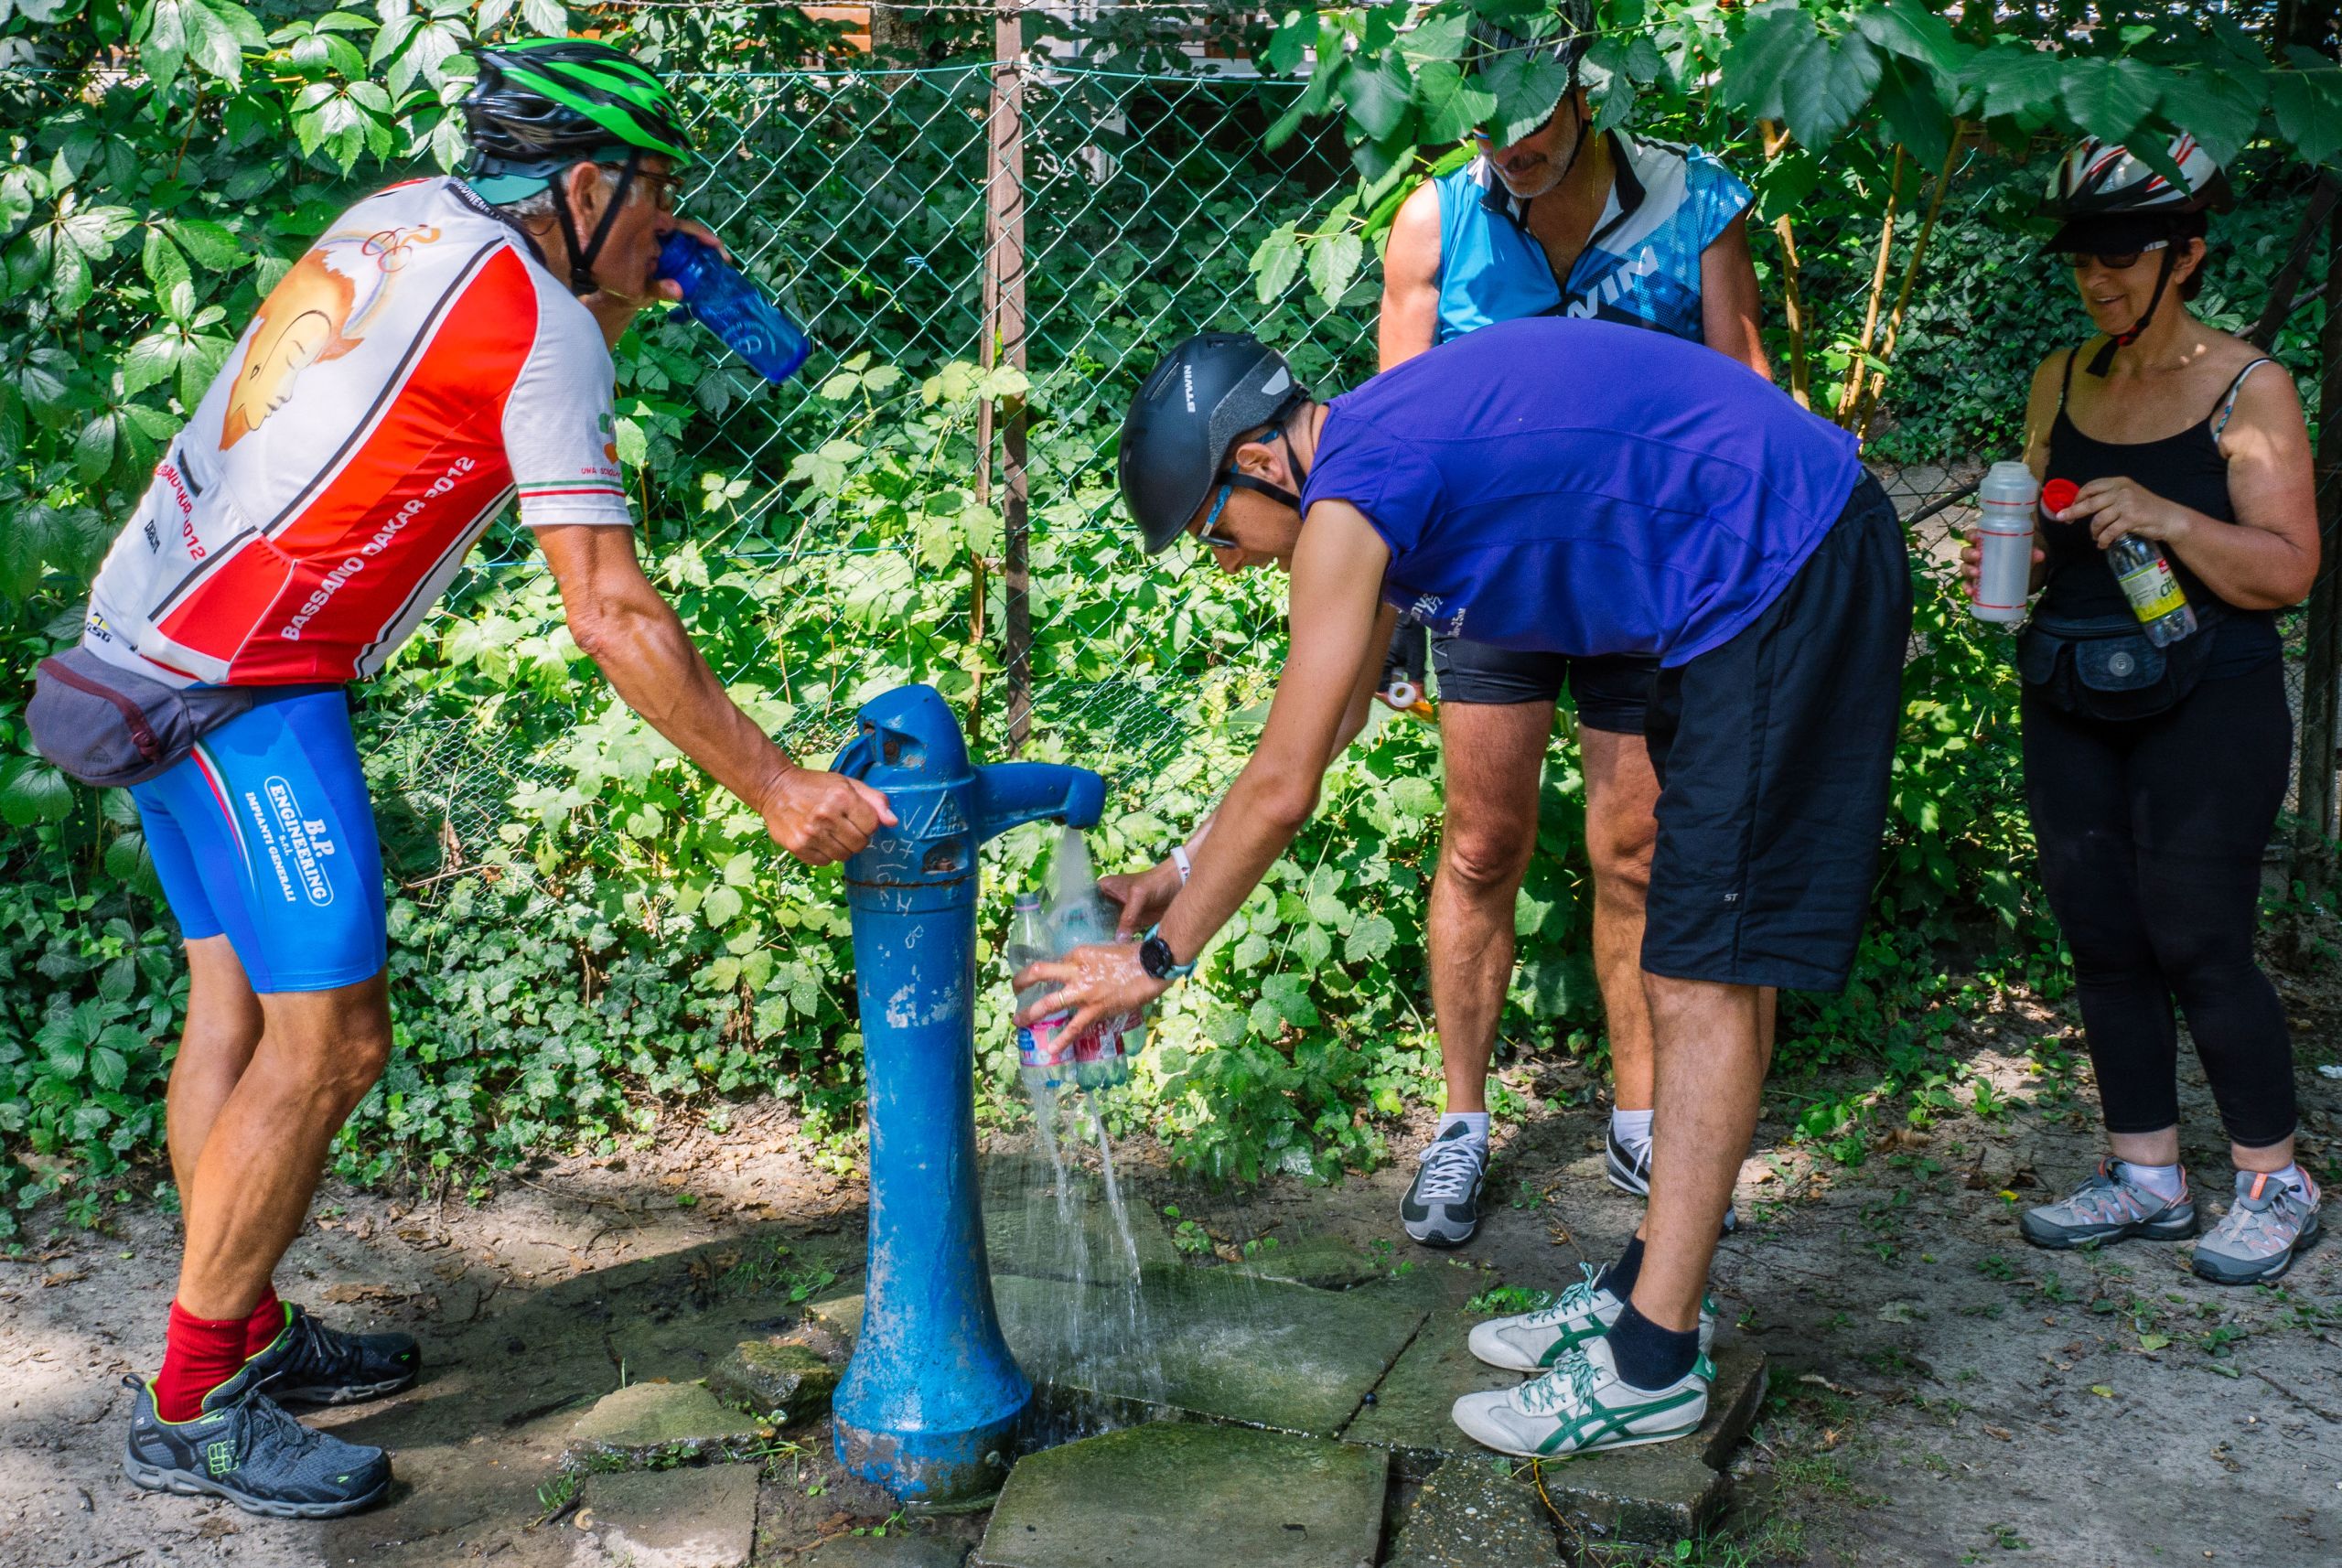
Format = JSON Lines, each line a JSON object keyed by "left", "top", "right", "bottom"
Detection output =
{"left": 2295, "top": 203, "right": 2342, "bottom": 886}
{"left": 984, "top": 0, "right": 1033, "bottom": 755}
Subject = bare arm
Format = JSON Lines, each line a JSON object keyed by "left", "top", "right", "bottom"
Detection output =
{"left": 532, "top": 523, "right": 894, "bottom": 865}
{"left": 1698, "top": 214, "right": 1770, "bottom": 380}
{"left": 1378, "top": 183, "right": 1443, "bottom": 371}
{"left": 1960, "top": 352, "right": 2065, "bottom": 598}
{"left": 1019, "top": 504, "right": 1393, "bottom": 1036}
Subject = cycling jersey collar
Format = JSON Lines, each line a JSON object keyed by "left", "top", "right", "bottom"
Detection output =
{"left": 450, "top": 177, "right": 554, "bottom": 272}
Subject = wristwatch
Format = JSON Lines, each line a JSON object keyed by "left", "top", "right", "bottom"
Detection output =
{"left": 1138, "top": 923, "right": 1197, "bottom": 983}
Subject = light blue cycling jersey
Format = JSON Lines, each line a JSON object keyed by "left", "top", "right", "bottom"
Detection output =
{"left": 1433, "top": 132, "right": 1754, "bottom": 345}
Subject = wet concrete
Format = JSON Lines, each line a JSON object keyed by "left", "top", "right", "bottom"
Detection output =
{"left": 1383, "top": 1457, "right": 1563, "bottom": 1568}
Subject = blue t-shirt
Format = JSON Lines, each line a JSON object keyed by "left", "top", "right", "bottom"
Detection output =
{"left": 1299, "top": 317, "right": 1866, "bottom": 668}
{"left": 1434, "top": 134, "right": 1753, "bottom": 345}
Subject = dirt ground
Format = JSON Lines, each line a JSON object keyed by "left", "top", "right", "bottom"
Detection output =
{"left": 3, "top": 963, "right": 2338, "bottom": 1568}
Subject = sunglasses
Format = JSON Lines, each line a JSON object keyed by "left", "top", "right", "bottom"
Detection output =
{"left": 2057, "top": 239, "right": 2168, "bottom": 272}
{"left": 1193, "top": 484, "right": 1241, "bottom": 551}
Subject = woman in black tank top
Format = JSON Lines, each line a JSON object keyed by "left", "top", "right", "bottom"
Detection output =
{"left": 1963, "top": 145, "right": 2322, "bottom": 1285}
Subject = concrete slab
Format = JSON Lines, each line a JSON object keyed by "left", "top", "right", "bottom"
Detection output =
{"left": 707, "top": 1338, "right": 841, "bottom": 1424}
{"left": 564, "top": 1381, "right": 765, "bottom": 1470}
{"left": 1384, "top": 1457, "right": 1563, "bottom": 1568}
{"left": 981, "top": 1176, "right": 1178, "bottom": 1281}
{"left": 972, "top": 1424, "right": 1386, "bottom": 1568}
{"left": 800, "top": 1535, "right": 972, "bottom": 1567}
{"left": 994, "top": 1268, "right": 1426, "bottom": 1438}
{"left": 1531, "top": 1443, "right": 1725, "bottom": 1543}
{"left": 812, "top": 1271, "right": 1425, "bottom": 1440}
{"left": 578, "top": 1462, "right": 760, "bottom": 1567}
{"left": 1337, "top": 1304, "right": 1515, "bottom": 1457}
{"left": 1220, "top": 1235, "right": 1381, "bottom": 1290}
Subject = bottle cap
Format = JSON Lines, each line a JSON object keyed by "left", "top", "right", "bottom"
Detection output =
{"left": 2041, "top": 478, "right": 2079, "bottom": 515}
{"left": 1013, "top": 892, "right": 1042, "bottom": 908}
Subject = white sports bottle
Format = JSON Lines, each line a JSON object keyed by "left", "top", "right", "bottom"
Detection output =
{"left": 1971, "top": 461, "right": 2038, "bottom": 624}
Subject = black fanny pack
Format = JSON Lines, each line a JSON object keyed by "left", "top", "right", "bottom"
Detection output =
{"left": 27, "top": 645, "right": 265, "bottom": 788}
{"left": 2014, "top": 605, "right": 2225, "bottom": 722}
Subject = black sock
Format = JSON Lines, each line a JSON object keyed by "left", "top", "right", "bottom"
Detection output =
{"left": 1605, "top": 1299, "right": 1700, "bottom": 1391}
{"left": 1597, "top": 1236, "right": 1646, "bottom": 1299}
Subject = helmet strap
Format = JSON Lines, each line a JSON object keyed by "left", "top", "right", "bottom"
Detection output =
{"left": 549, "top": 149, "right": 644, "bottom": 296}
{"left": 2087, "top": 246, "right": 2178, "bottom": 377}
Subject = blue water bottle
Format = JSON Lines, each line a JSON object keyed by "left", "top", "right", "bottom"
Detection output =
{"left": 654, "top": 231, "right": 813, "bottom": 385}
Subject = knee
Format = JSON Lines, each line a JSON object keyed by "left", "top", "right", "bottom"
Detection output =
{"left": 276, "top": 1023, "right": 392, "bottom": 1110}
{"left": 1439, "top": 815, "right": 1533, "bottom": 897}
{"left": 1585, "top": 810, "right": 1655, "bottom": 899}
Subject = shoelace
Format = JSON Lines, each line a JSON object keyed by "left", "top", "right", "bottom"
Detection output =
{"left": 1413, "top": 1137, "right": 1484, "bottom": 1203}
{"left": 1518, "top": 1263, "right": 1606, "bottom": 1328}
{"left": 2216, "top": 1185, "right": 2308, "bottom": 1251}
{"left": 240, "top": 1393, "right": 330, "bottom": 1466}
{"left": 1518, "top": 1348, "right": 1599, "bottom": 1417}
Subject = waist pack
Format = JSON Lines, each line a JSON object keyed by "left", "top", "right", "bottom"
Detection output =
{"left": 27, "top": 645, "right": 265, "bottom": 789}
{"left": 2015, "top": 606, "right": 2226, "bottom": 723}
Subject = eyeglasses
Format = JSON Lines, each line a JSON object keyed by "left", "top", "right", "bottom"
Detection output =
{"left": 1192, "top": 484, "right": 1241, "bottom": 552}
{"left": 2058, "top": 239, "right": 2168, "bottom": 272}
{"left": 622, "top": 168, "right": 682, "bottom": 213}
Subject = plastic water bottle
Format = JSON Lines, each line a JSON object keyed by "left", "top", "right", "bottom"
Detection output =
{"left": 1045, "top": 830, "right": 1132, "bottom": 1090}
{"left": 2045, "top": 478, "right": 2198, "bottom": 646}
{"left": 654, "top": 231, "right": 812, "bottom": 384}
{"left": 1970, "top": 461, "right": 2037, "bottom": 625}
{"left": 1008, "top": 893, "right": 1072, "bottom": 1096}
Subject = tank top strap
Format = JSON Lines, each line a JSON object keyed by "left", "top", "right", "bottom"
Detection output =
{"left": 2210, "top": 357, "right": 2278, "bottom": 441}
{"left": 2057, "top": 346, "right": 2079, "bottom": 412}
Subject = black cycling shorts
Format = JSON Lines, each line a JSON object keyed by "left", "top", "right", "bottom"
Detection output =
{"left": 1640, "top": 470, "right": 1910, "bottom": 993}
{"left": 1431, "top": 636, "right": 1658, "bottom": 735}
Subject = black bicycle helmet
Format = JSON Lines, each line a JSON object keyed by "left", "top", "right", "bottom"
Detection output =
{"left": 1120, "top": 333, "right": 1307, "bottom": 554}
{"left": 2042, "top": 133, "right": 2231, "bottom": 374}
{"left": 462, "top": 38, "right": 693, "bottom": 295}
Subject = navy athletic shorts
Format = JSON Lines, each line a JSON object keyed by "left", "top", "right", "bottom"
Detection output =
{"left": 1431, "top": 636, "right": 1657, "bottom": 734}
{"left": 1640, "top": 470, "right": 1910, "bottom": 992}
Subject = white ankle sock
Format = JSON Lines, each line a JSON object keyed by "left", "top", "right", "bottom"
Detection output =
{"left": 2249, "top": 1162, "right": 2316, "bottom": 1202}
{"left": 2114, "top": 1160, "right": 2185, "bottom": 1202}
{"left": 1438, "top": 1111, "right": 1490, "bottom": 1148}
{"left": 1611, "top": 1108, "right": 1654, "bottom": 1154}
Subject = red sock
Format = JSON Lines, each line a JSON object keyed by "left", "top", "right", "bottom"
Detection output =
{"left": 243, "top": 1284, "right": 285, "bottom": 1359}
{"left": 155, "top": 1301, "right": 250, "bottom": 1423}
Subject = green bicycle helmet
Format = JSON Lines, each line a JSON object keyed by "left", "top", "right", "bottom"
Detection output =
{"left": 462, "top": 38, "right": 693, "bottom": 294}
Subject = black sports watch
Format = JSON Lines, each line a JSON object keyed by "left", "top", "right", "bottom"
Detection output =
{"left": 1138, "top": 923, "right": 1197, "bottom": 983}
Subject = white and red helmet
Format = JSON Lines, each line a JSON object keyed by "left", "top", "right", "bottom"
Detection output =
{"left": 2044, "top": 133, "right": 2233, "bottom": 221}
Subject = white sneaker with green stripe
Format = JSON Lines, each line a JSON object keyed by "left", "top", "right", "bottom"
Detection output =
{"left": 1451, "top": 1336, "right": 1712, "bottom": 1459}
{"left": 1467, "top": 1262, "right": 1716, "bottom": 1373}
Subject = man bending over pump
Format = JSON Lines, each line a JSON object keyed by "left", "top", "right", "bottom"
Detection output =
{"left": 1016, "top": 317, "right": 1910, "bottom": 1458}
{"left": 34, "top": 39, "right": 890, "bottom": 1519}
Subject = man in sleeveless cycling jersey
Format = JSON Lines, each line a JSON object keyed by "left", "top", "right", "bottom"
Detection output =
{"left": 73, "top": 40, "right": 893, "bottom": 1518}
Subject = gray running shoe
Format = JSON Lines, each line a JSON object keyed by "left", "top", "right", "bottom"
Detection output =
{"left": 252, "top": 1302, "right": 420, "bottom": 1406}
{"left": 123, "top": 1361, "right": 390, "bottom": 1519}
{"left": 2193, "top": 1170, "right": 2323, "bottom": 1285}
{"left": 2019, "top": 1159, "right": 2197, "bottom": 1250}
{"left": 1604, "top": 1123, "right": 1737, "bottom": 1234}
{"left": 1402, "top": 1123, "right": 1487, "bottom": 1248}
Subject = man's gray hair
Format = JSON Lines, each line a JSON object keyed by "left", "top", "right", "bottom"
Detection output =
{"left": 491, "top": 164, "right": 618, "bottom": 222}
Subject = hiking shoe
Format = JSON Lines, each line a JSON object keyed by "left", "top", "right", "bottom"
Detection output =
{"left": 2193, "top": 1170, "right": 2323, "bottom": 1286}
{"left": 1603, "top": 1124, "right": 1738, "bottom": 1234}
{"left": 122, "top": 1367, "right": 390, "bottom": 1519}
{"left": 1468, "top": 1262, "right": 1716, "bottom": 1372}
{"left": 1402, "top": 1123, "right": 1487, "bottom": 1248}
{"left": 2019, "top": 1159, "right": 2197, "bottom": 1250}
{"left": 250, "top": 1303, "right": 420, "bottom": 1406}
{"left": 1451, "top": 1335, "right": 1710, "bottom": 1459}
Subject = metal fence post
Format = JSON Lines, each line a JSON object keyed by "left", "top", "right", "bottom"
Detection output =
{"left": 2295, "top": 203, "right": 2342, "bottom": 886}
{"left": 982, "top": 4, "right": 1033, "bottom": 755}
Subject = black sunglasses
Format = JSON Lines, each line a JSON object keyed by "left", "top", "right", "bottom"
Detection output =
{"left": 2056, "top": 239, "right": 2169, "bottom": 272}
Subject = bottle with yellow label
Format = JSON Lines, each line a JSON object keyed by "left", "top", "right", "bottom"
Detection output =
{"left": 2105, "top": 533, "right": 2198, "bottom": 647}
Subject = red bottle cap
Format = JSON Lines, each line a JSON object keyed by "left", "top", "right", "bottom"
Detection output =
{"left": 2041, "top": 478, "right": 2079, "bottom": 516}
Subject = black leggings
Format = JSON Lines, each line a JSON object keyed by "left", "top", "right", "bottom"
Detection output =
{"left": 2023, "top": 661, "right": 2296, "bottom": 1149}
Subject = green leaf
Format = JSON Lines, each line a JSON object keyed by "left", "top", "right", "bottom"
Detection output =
{"left": 1851, "top": 0, "right": 1965, "bottom": 82}
{"left": 2271, "top": 70, "right": 2342, "bottom": 168}
{"left": 1305, "top": 230, "right": 1364, "bottom": 309}
{"left": 1414, "top": 60, "right": 1498, "bottom": 147}
{"left": 1346, "top": 51, "right": 1414, "bottom": 144}
{"left": 1395, "top": 11, "right": 1466, "bottom": 68}
{"left": 1960, "top": 43, "right": 2066, "bottom": 126}
{"left": 164, "top": 217, "right": 242, "bottom": 271}
{"left": 2156, "top": 67, "right": 2263, "bottom": 171}
{"left": 1344, "top": 915, "right": 1395, "bottom": 964}
{"left": 520, "top": 0, "right": 564, "bottom": 35}
{"left": 2059, "top": 57, "right": 2164, "bottom": 150}
{"left": 1478, "top": 50, "right": 1574, "bottom": 149}
{"left": 1251, "top": 222, "right": 1304, "bottom": 304}
{"left": 1784, "top": 32, "right": 1882, "bottom": 150}
{"left": 1263, "top": 6, "right": 1313, "bottom": 76}
{"left": 1873, "top": 56, "right": 1950, "bottom": 172}
{"left": 1719, "top": 4, "right": 1818, "bottom": 125}
{"left": 0, "top": 757, "right": 75, "bottom": 827}
{"left": 142, "top": 228, "right": 192, "bottom": 306}
{"left": 121, "top": 333, "right": 185, "bottom": 396}
{"left": 88, "top": 1046, "right": 129, "bottom": 1092}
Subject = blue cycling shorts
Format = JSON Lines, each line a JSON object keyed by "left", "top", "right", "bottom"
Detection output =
{"left": 128, "top": 689, "right": 386, "bottom": 993}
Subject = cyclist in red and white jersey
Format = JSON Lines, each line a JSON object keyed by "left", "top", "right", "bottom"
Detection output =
{"left": 91, "top": 39, "right": 892, "bottom": 1518}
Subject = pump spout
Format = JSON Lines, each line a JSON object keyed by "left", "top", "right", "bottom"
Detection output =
{"left": 972, "top": 761, "right": 1105, "bottom": 846}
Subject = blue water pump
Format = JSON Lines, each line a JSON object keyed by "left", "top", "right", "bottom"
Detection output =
{"left": 828, "top": 684, "right": 1105, "bottom": 1504}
